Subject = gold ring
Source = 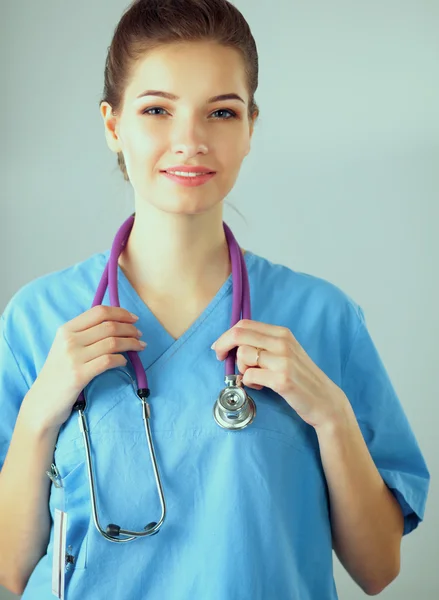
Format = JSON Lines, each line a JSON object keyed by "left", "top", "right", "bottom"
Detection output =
{"left": 255, "top": 347, "right": 262, "bottom": 367}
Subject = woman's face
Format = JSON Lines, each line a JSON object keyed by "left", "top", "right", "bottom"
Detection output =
{"left": 101, "top": 41, "right": 257, "bottom": 215}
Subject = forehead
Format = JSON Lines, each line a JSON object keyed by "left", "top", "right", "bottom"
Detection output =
{"left": 126, "top": 42, "right": 247, "bottom": 100}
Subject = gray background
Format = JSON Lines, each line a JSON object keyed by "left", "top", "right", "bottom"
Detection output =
{"left": 1, "top": 0, "right": 437, "bottom": 598}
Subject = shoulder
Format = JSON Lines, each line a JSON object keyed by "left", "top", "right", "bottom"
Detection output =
{"left": 1, "top": 250, "right": 109, "bottom": 368}
{"left": 246, "top": 250, "right": 363, "bottom": 327}
{"left": 3, "top": 250, "right": 107, "bottom": 318}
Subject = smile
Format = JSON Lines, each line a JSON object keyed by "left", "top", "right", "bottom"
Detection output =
{"left": 161, "top": 171, "right": 216, "bottom": 187}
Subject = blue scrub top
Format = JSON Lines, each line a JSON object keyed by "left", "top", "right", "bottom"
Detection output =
{"left": 0, "top": 248, "right": 430, "bottom": 599}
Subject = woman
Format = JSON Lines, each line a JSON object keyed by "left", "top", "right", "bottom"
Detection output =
{"left": 0, "top": 1, "right": 430, "bottom": 598}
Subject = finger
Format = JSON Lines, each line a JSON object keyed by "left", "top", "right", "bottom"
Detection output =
{"left": 233, "top": 319, "right": 292, "bottom": 339}
{"left": 212, "top": 320, "right": 293, "bottom": 355}
{"left": 242, "top": 367, "right": 271, "bottom": 390}
{"left": 215, "top": 328, "right": 287, "bottom": 360}
{"left": 67, "top": 306, "right": 138, "bottom": 334}
{"left": 235, "top": 346, "right": 264, "bottom": 390}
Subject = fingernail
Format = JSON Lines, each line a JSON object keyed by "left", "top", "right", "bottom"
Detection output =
{"left": 139, "top": 341, "right": 147, "bottom": 347}
{"left": 211, "top": 342, "right": 216, "bottom": 350}
{"left": 130, "top": 313, "right": 139, "bottom": 321}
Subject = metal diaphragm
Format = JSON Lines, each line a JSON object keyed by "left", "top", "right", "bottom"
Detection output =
{"left": 213, "top": 374, "right": 256, "bottom": 430}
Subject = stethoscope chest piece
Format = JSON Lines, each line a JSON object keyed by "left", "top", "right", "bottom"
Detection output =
{"left": 213, "top": 374, "right": 256, "bottom": 430}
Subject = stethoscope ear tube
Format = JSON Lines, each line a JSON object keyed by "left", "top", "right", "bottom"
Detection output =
{"left": 74, "top": 373, "right": 166, "bottom": 542}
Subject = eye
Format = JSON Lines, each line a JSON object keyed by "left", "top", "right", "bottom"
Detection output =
{"left": 141, "top": 107, "right": 237, "bottom": 120}
{"left": 142, "top": 107, "right": 168, "bottom": 116}
{"left": 211, "top": 109, "right": 237, "bottom": 120}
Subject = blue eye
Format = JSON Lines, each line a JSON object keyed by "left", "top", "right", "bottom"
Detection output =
{"left": 141, "top": 107, "right": 237, "bottom": 119}
{"left": 142, "top": 107, "right": 167, "bottom": 116}
{"left": 211, "top": 109, "right": 237, "bottom": 120}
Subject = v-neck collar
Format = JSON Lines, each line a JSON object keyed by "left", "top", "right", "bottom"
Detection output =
{"left": 99, "top": 248, "right": 256, "bottom": 372}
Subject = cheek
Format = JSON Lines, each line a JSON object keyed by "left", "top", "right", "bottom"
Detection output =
{"left": 131, "top": 131, "right": 159, "bottom": 160}
{"left": 123, "top": 138, "right": 163, "bottom": 179}
{"left": 218, "top": 135, "right": 249, "bottom": 173}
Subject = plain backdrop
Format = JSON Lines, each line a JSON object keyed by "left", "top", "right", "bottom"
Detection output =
{"left": 1, "top": 0, "right": 438, "bottom": 598}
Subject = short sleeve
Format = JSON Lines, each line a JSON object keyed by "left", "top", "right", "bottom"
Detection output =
{"left": 341, "top": 307, "right": 430, "bottom": 536}
{"left": 0, "top": 315, "right": 31, "bottom": 471}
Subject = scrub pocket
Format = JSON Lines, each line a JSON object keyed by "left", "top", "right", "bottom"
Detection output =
{"left": 49, "top": 451, "right": 90, "bottom": 571}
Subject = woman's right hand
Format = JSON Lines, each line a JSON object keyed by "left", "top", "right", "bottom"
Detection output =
{"left": 25, "top": 306, "right": 146, "bottom": 432}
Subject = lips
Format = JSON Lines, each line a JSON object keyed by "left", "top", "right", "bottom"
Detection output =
{"left": 161, "top": 171, "right": 216, "bottom": 187}
{"left": 163, "top": 170, "right": 215, "bottom": 174}
{"left": 161, "top": 165, "right": 216, "bottom": 174}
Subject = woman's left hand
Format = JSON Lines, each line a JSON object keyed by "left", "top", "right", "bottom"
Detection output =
{"left": 211, "top": 319, "right": 349, "bottom": 430}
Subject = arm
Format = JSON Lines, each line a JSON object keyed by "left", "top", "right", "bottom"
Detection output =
{"left": 0, "top": 387, "right": 61, "bottom": 595}
{"left": 315, "top": 399, "right": 405, "bottom": 596}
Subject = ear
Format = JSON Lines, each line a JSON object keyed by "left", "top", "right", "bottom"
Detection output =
{"left": 248, "top": 111, "right": 258, "bottom": 147}
{"left": 100, "top": 102, "right": 122, "bottom": 153}
{"left": 245, "top": 115, "right": 257, "bottom": 156}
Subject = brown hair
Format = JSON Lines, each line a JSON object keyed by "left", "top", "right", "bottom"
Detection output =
{"left": 99, "top": 0, "right": 260, "bottom": 182}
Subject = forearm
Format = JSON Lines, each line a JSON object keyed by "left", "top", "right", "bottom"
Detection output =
{"left": 0, "top": 388, "right": 60, "bottom": 595}
{"left": 315, "top": 398, "right": 405, "bottom": 596}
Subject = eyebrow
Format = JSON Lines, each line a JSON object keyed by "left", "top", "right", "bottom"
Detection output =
{"left": 135, "top": 90, "right": 245, "bottom": 104}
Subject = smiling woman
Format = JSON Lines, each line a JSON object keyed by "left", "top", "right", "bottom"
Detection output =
{"left": 99, "top": 0, "right": 260, "bottom": 185}
{"left": 0, "top": 1, "right": 430, "bottom": 600}
{"left": 96, "top": 0, "right": 262, "bottom": 319}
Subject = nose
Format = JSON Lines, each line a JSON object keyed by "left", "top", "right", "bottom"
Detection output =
{"left": 172, "top": 142, "right": 209, "bottom": 157}
{"left": 170, "top": 119, "right": 209, "bottom": 156}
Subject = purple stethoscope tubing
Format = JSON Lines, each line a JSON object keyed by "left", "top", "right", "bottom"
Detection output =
{"left": 70, "top": 213, "right": 252, "bottom": 542}
{"left": 74, "top": 213, "right": 250, "bottom": 407}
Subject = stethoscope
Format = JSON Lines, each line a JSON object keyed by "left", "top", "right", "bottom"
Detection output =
{"left": 70, "top": 213, "right": 256, "bottom": 543}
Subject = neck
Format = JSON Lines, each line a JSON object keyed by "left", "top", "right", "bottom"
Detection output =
{"left": 118, "top": 205, "right": 245, "bottom": 302}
